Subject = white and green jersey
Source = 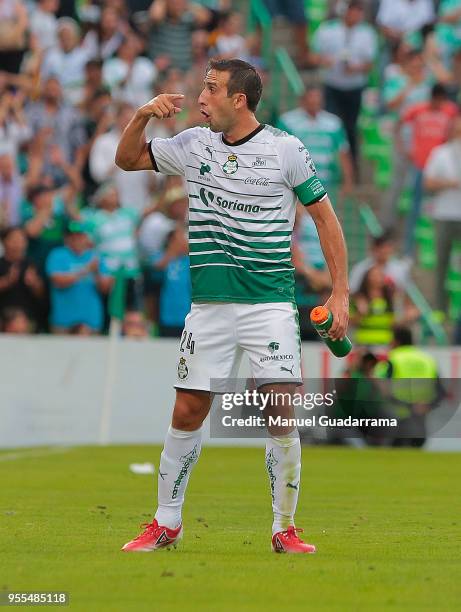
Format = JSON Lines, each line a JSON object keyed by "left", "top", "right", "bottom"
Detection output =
{"left": 149, "top": 124, "right": 327, "bottom": 303}
{"left": 434, "top": 0, "right": 461, "bottom": 67}
{"left": 83, "top": 207, "right": 141, "bottom": 278}
{"left": 278, "top": 109, "right": 348, "bottom": 186}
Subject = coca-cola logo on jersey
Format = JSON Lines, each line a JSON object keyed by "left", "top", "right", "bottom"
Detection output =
{"left": 244, "top": 177, "right": 270, "bottom": 186}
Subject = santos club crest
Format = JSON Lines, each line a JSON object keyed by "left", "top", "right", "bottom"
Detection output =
{"left": 177, "top": 357, "right": 189, "bottom": 380}
{"left": 222, "top": 154, "right": 238, "bottom": 174}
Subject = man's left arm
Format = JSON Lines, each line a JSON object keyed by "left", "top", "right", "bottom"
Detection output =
{"left": 308, "top": 197, "right": 350, "bottom": 340}
{"left": 280, "top": 135, "right": 349, "bottom": 339}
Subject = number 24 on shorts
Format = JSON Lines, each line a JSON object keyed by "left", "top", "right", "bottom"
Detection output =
{"left": 180, "top": 331, "right": 195, "bottom": 355}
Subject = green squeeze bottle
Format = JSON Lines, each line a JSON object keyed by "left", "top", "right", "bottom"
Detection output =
{"left": 310, "top": 306, "right": 353, "bottom": 358}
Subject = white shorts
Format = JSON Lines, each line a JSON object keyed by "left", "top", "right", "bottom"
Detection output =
{"left": 175, "top": 302, "right": 302, "bottom": 392}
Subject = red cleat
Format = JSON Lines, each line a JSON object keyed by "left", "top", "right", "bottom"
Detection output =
{"left": 121, "top": 519, "right": 183, "bottom": 552}
{"left": 271, "top": 526, "right": 316, "bottom": 554}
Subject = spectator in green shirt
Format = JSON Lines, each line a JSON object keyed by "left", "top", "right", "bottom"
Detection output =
{"left": 82, "top": 181, "right": 157, "bottom": 309}
{"left": 22, "top": 183, "right": 79, "bottom": 275}
{"left": 278, "top": 86, "right": 354, "bottom": 201}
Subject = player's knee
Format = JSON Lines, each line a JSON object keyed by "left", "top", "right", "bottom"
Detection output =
{"left": 172, "top": 391, "right": 210, "bottom": 430}
{"left": 172, "top": 404, "right": 206, "bottom": 430}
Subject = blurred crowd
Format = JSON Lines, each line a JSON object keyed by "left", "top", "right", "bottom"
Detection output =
{"left": 0, "top": 0, "right": 246, "bottom": 337}
{"left": 0, "top": 0, "right": 460, "bottom": 345}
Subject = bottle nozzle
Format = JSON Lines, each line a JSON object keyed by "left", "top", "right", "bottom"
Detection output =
{"left": 310, "top": 306, "right": 330, "bottom": 325}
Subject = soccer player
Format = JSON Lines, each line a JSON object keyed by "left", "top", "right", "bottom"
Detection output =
{"left": 116, "top": 59, "right": 349, "bottom": 554}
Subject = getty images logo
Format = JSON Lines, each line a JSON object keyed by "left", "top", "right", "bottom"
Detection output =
{"left": 199, "top": 187, "right": 261, "bottom": 214}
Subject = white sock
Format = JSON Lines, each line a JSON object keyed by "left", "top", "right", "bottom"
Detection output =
{"left": 265, "top": 432, "right": 301, "bottom": 536}
{"left": 154, "top": 425, "right": 202, "bottom": 529}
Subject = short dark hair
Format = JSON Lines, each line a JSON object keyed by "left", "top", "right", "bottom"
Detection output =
{"left": 393, "top": 325, "right": 413, "bottom": 346}
{"left": 431, "top": 83, "right": 448, "bottom": 99}
{"left": 206, "top": 59, "right": 262, "bottom": 112}
{"left": 406, "top": 49, "right": 423, "bottom": 61}
{"left": 91, "top": 87, "right": 111, "bottom": 103}
{"left": 85, "top": 59, "right": 103, "bottom": 71}
{"left": 28, "top": 184, "right": 55, "bottom": 202}
{"left": 421, "top": 23, "right": 435, "bottom": 41}
{"left": 219, "top": 10, "right": 236, "bottom": 24}
{"left": 372, "top": 230, "right": 394, "bottom": 247}
{"left": 361, "top": 352, "right": 378, "bottom": 368}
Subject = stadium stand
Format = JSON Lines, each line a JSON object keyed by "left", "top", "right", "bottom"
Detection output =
{"left": 0, "top": 0, "right": 460, "bottom": 345}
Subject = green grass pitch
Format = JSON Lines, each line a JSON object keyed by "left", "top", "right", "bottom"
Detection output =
{"left": 1, "top": 445, "right": 460, "bottom": 611}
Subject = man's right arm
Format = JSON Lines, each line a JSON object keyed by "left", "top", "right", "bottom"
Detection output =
{"left": 115, "top": 94, "right": 184, "bottom": 171}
